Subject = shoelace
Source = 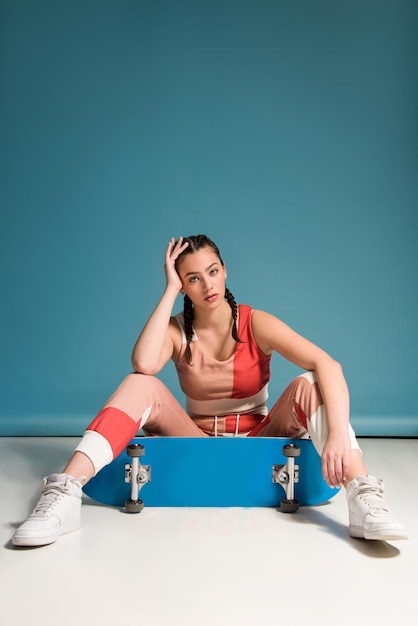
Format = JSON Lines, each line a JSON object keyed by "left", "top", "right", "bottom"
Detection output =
{"left": 30, "top": 483, "right": 69, "bottom": 517}
{"left": 357, "top": 484, "right": 390, "bottom": 514}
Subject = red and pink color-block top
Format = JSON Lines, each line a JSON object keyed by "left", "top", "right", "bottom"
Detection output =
{"left": 175, "top": 304, "right": 271, "bottom": 436}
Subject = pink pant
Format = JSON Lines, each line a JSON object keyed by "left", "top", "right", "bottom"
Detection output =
{"left": 75, "top": 371, "right": 360, "bottom": 475}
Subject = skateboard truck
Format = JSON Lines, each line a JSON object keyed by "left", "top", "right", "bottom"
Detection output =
{"left": 124, "top": 443, "right": 151, "bottom": 513}
{"left": 272, "top": 443, "right": 300, "bottom": 513}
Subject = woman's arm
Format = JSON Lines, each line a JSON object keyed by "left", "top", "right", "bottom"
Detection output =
{"left": 131, "top": 238, "right": 188, "bottom": 375}
{"left": 252, "top": 309, "right": 351, "bottom": 487}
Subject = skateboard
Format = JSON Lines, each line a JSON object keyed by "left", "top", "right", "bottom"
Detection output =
{"left": 83, "top": 436, "right": 340, "bottom": 513}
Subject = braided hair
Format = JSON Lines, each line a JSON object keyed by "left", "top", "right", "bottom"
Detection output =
{"left": 175, "top": 235, "right": 242, "bottom": 365}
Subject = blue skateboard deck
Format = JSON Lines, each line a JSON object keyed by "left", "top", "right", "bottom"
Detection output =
{"left": 84, "top": 436, "right": 340, "bottom": 509}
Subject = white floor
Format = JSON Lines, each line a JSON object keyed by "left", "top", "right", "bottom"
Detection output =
{"left": 1, "top": 437, "right": 417, "bottom": 626}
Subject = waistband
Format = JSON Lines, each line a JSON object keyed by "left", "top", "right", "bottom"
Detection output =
{"left": 193, "top": 413, "right": 267, "bottom": 437}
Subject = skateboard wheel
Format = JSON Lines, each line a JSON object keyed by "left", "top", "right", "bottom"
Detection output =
{"left": 282, "top": 443, "right": 301, "bottom": 458}
{"left": 127, "top": 444, "right": 145, "bottom": 458}
{"left": 125, "top": 498, "right": 144, "bottom": 513}
{"left": 280, "top": 498, "right": 299, "bottom": 513}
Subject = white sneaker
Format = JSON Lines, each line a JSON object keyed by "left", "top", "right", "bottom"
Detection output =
{"left": 12, "top": 473, "right": 83, "bottom": 547}
{"left": 346, "top": 475, "right": 408, "bottom": 541}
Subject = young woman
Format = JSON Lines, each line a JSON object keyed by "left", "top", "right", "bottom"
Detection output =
{"left": 12, "top": 235, "right": 407, "bottom": 546}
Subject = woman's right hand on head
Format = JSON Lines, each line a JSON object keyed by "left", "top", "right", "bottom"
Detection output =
{"left": 164, "top": 237, "right": 189, "bottom": 293}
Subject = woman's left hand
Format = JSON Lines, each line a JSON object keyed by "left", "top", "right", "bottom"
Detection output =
{"left": 321, "top": 431, "right": 351, "bottom": 488}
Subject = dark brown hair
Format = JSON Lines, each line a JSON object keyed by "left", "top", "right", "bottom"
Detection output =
{"left": 175, "top": 235, "right": 241, "bottom": 365}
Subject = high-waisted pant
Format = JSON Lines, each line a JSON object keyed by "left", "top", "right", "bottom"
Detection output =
{"left": 75, "top": 371, "right": 360, "bottom": 475}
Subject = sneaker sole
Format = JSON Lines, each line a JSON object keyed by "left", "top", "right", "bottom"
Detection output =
{"left": 349, "top": 525, "right": 408, "bottom": 541}
{"left": 12, "top": 519, "right": 81, "bottom": 547}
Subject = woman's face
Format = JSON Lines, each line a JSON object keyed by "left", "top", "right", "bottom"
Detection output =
{"left": 176, "top": 247, "right": 227, "bottom": 309}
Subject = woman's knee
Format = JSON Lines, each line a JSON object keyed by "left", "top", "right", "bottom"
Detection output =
{"left": 296, "top": 371, "right": 316, "bottom": 385}
{"left": 122, "top": 372, "right": 163, "bottom": 392}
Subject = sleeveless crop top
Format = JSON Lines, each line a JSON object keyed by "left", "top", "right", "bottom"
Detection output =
{"left": 174, "top": 304, "right": 271, "bottom": 435}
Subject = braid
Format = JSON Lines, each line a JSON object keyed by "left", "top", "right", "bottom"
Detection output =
{"left": 225, "top": 287, "right": 242, "bottom": 343}
{"left": 183, "top": 295, "right": 194, "bottom": 365}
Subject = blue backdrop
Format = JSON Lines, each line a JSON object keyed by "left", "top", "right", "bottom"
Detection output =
{"left": 1, "top": 0, "right": 417, "bottom": 436}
